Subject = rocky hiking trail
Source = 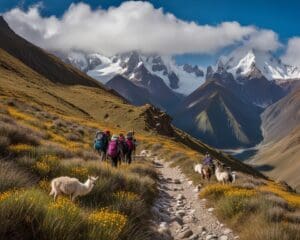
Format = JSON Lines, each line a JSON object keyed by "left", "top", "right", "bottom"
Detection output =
{"left": 147, "top": 154, "right": 239, "bottom": 240}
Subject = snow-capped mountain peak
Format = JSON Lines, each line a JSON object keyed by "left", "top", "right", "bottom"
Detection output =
{"left": 222, "top": 48, "right": 300, "bottom": 81}
{"left": 64, "top": 51, "right": 205, "bottom": 95}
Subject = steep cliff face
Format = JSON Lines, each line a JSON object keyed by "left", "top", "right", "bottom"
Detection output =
{"left": 141, "top": 104, "right": 174, "bottom": 136}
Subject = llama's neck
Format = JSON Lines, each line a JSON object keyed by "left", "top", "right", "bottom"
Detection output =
{"left": 215, "top": 166, "right": 221, "bottom": 173}
{"left": 80, "top": 179, "right": 94, "bottom": 195}
{"left": 215, "top": 166, "right": 222, "bottom": 176}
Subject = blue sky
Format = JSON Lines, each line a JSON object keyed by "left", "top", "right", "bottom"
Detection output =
{"left": 2, "top": 0, "right": 299, "bottom": 40}
{"left": 1, "top": 0, "right": 300, "bottom": 66}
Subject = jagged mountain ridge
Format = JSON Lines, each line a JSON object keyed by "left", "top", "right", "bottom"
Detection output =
{"left": 62, "top": 51, "right": 205, "bottom": 94}
{"left": 61, "top": 48, "right": 300, "bottom": 111}
{"left": 221, "top": 48, "right": 300, "bottom": 82}
{"left": 207, "top": 63, "right": 286, "bottom": 108}
{"left": 61, "top": 51, "right": 206, "bottom": 110}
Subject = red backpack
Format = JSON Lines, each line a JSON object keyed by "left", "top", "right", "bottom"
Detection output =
{"left": 108, "top": 140, "right": 118, "bottom": 157}
{"left": 126, "top": 139, "right": 134, "bottom": 151}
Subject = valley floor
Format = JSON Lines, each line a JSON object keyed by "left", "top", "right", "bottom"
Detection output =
{"left": 150, "top": 154, "right": 237, "bottom": 240}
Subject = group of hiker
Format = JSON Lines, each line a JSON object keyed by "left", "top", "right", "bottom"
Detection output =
{"left": 94, "top": 130, "right": 136, "bottom": 167}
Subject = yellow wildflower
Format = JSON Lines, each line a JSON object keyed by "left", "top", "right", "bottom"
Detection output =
{"left": 35, "top": 161, "right": 51, "bottom": 175}
{"left": 71, "top": 166, "right": 89, "bottom": 178}
{"left": 200, "top": 183, "right": 256, "bottom": 199}
{"left": 88, "top": 209, "right": 127, "bottom": 240}
{"left": 8, "top": 107, "right": 35, "bottom": 122}
{"left": 38, "top": 179, "right": 50, "bottom": 192}
{"left": 48, "top": 197, "right": 78, "bottom": 214}
{"left": 259, "top": 182, "right": 300, "bottom": 207}
{"left": 9, "top": 144, "right": 33, "bottom": 153}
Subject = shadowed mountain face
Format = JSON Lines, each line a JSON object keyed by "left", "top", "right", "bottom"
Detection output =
{"left": 250, "top": 86, "right": 300, "bottom": 191}
{"left": 106, "top": 74, "right": 152, "bottom": 106}
{"left": 173, "top": 80, "right": 263, "bottom": 148}
{"left": 171, "top": 63, "right": 285, "bottom": 148}
{"left": 261, "top": 86, "right": 300, "bottom": 143}
{"left": 208, "top": 64, "right": 285, "bottom": 108}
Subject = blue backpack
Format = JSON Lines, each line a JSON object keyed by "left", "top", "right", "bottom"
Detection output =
{"left": 94, "top": 132, "right": 106, "bottom": 151}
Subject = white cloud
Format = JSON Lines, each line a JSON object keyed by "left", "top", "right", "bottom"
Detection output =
{"left": 282, "top": 37, "right": 300, "bottom": 67}
{"left": 3, "top": 1, "right": 281, "bottom": 56}
{"left": 242, "top": 29, "right": 281, "bottom": 52}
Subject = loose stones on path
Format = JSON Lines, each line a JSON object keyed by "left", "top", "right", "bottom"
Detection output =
{"left": 150, "top": 156, "right": 237, "bottom": 240}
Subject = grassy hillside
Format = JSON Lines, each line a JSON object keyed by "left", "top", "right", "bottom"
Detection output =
{"left": 0, "top": 98, "right": 160, "bottom": 240}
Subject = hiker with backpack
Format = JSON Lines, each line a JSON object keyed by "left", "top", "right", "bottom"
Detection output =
{"left": 94, "top": 131, "right": 109, "bottom": 161}
{"left": 107, "top": 134, "right": 120, "bottom": 167}
{"left": 125, "top": 134, "right": 135, "bottom": 164}
{"left": 118, "top": 133, "right": 127, "bottom": 165}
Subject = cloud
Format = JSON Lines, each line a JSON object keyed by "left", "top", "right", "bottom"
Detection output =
{"left": 3, "top": 1, "right": 281, "bottom": 56}
{"left": 282, "top": 37, "right": 300, "bottom": 67}
{"left": 242, "top": 29, "right": 281, "bottom": 52}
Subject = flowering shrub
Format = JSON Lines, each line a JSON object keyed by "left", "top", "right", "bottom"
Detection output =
{"left": 48, "top": 197, "right": 79, "bottom": 215}
{"left": 8, "top": 107, "right": 35, "bottom": 122}
{"left": 39, "top": 179, "right": 50, "bottom": 192}
{"left": 35, "top": 161, "right": 51, "bottom": 176}
{"left": 199, "top": 183, "right": 232, "bottom": 199}
{"left": 200, "top": 183, "right": 256, "bottom": 200}
{"left": 88, "top": 209, "right": 127, "bottom": 240}
{"left": 259, "top": 182, "right": 300, "bottom": 207}
{"left": 0, "top": 189, "right": 16, "bottom": 202}
{"left": 71, "top": 166, "right": 89, "bottom": 178}
{"left": 113, "top": 191, "right": 140, "bottom": 202}
{"left": 34, "top": 155, "right": 60, "bottom": 177}
{"left": 226, "top": 188, "right": 256, "bottom": 198}
{"left": 9, "top": 144, "right": 33, "bottom": 153}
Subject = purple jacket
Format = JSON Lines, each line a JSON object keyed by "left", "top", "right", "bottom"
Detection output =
{"left": 203, "top": 156, "right": 213, "bottom": 165}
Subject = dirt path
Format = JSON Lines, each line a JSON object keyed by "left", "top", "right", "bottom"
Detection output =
{"left": 150, "top": 156, "right": 239, "bottom": 240}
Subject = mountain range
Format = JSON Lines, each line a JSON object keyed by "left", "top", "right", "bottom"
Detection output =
{"left": 53, "top": 45, "right": 300, "bottom": 190}
{"left": 59, "top": 48, "right": 300, "bottom": 148}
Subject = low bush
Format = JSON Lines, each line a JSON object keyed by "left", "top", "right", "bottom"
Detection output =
{"left": 65, "top": 133, "right": 81, "bottom": 142}
{"left": 0, "top": 136, "right": 10, "bottom": 154}
{"left": 265, "top": 206, "right": 286, "bottom": 222}
{"left": 241, "top": 222, "right": 300, "bottom": 240}
{"left": 0, "top": 161, "right": 36, "bottom": 192}
{"left": 216, "top": 194, "right": 250, "bottom": 219}
{"left": 0, "top": 121, "right": 40, "bottom": 146}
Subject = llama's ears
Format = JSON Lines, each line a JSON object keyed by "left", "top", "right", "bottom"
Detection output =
{"left": 91, "top": 176, "right": 99, "bottom": 181}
